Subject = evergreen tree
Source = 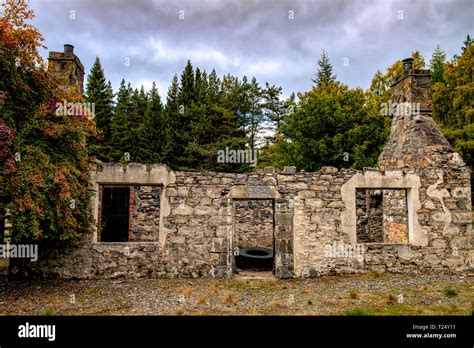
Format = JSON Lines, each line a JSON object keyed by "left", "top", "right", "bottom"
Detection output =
{"left": 185, "top": 72, "right": 248, "bottom": 171}
{"left": 274, "top": 82, "right": 389, "bottom": 170}
{"left": 137, "top": 82, "right": 167, "bottom": 163}
{"left": 261, "top": 82, "right": 286, "bottom": 140}
{"left": 313, "top": 50, "right": 336, "bottom": 87}
{"left": 432, "top": 41, "right": 473, "bottom": 167}
{"left": 166, "top": 72, "right": 189, "bottom": 168}
{"left": 109, "top": 79, "right": 133, "bottom": 161}
{"left": 207, "top": 69, "right": 221, "bottom": 105}
{"left": 178, "top": 60, "right": 195, "bottom": 106}
{"left": 462, "top": 34, "right": 473, "bottom": 53}
{"left": 166, "top": 74, "right": 180, "bottom": 113}
{"left": 194, "top": 68, "right": 208, "bottom": 104}
{"left": 129, "top": 86, "right": 147, "bottom": 129}
{"left": 239, "top": 76, "right": 264, "bottom": 150}
{"left": 123, "top": 85, "right": 148, "bottom": 159}
{"left": 430, "top": 45, "right": 446, "bottom": 84}
{"left": 85, "top": 57, "right": 114, "bottom": 161}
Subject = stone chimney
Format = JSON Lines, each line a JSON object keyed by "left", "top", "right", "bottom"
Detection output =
{"left": 378, "top": 58, "right": 456, "bottom": 170}
{"left": 48, "top": 44, "right": 85, "bottom": 95}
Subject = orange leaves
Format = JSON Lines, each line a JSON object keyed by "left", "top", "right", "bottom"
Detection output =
{"left": 1, "top": 0, "right": 93, "bottom": 242}
{"left": 0, "top": 0, "right": 46, "bottom": 69}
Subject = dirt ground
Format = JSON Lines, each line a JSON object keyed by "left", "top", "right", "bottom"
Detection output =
{"left": 0, "top": 272, "right": 472, "bottom": 316}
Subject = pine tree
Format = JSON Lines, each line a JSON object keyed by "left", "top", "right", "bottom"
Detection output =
{"left": 85, "top": 57, "right": 114, "bottom": 160}
{"left": 178, "top": 60, "right": 195, "bottom": 106}
{"left": 313, "top": 50, "right": 336, "bottom": 87}
{"left": 433, "top": 42, "right": 474, "bottom": 167}
{"left": 109, "top": 79, "right": 133, "bottom": 161}
{"left": 166, "top": 74, "right": 180, "bottom": 113}
{"left": 262, "top": 82, "right": 285, "bottom": 138}
{"left": 430, "top": 45, "right": 446, "bottom": 84}
{"left": 137, "top": 82, "right": 167, "bottom": 163}
{"left": 129, "top": 86, "right": 147, "bottom": 129}
{"left": 165, "top": 74, "right": 187, "bottom": 168}
{"left": 194, "top": 68, "right": 208, "bottom": 104}
{"left": 462, "top": 34, "right": 473, "bottom": 53}
{"left": 207, "top": 69, "right": 221, "bottom": 105}
{"left": 238, "top": 76, "right": 264, "bottom": 150}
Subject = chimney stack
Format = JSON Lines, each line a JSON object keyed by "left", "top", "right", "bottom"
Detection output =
{"left": 64, "top": 44, "right": 74, "bottom": 54}
{"left": 402, "top": 57, "right": 414, "bottom": 75}
{"left": 47, "top": 44, "right": 84, "bottom": 95}
{"left": 390, "top": 60, "right": 432, "bottom": 110}
{"left": 378, "top": 58, "right": 453, "bottom": 170}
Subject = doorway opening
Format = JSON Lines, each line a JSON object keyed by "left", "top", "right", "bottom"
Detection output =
{"left": 233, "top": 199, "right": 275, "bottom": 272}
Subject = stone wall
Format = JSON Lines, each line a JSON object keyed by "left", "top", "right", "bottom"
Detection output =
{"left": 130, "top": 185, "right": 161, "bottom": 241}
{"left": 234, "top": 199, "right": 273, "bottom": 249}
{"left": 356, "top": 189, "right": 384, "bottom": 243}
{"left": 355, "top": 189, "right": 409, "bottom": 244}
{"left": 383, "top": 189, "right": 408, "bottom": 243}
{"left": 24, "top": 161, "right": 472, "bottom": 279}
{"left": 23, "top": 58, "right": 472, "bottom": 279}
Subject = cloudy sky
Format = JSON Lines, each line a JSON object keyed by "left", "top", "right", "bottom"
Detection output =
{"left": 30, "top": 0, "right": 473, "bottom": 98}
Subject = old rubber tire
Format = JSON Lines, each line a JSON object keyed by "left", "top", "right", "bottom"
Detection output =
{"left": 239, "top": 247, "right": 273, "bottom": 259}
{"left": 235, "top": 247, "right": 273, "bottom": 271}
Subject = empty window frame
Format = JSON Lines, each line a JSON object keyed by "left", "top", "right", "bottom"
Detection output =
{"left": 356, "top": 188, "right": 409, "bottom": 244}
{"left": 100, "top": 186, "right": 130, "bottom": 242}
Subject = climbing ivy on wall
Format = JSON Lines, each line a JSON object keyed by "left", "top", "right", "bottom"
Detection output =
{"left": 0, "top": 0, "right": 94, "bottom": 242}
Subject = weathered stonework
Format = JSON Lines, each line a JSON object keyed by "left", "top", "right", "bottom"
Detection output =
{"left": 47, "top": 44, "right": 84, "bottom": 95}
{"left": 234, "top": 199, "right": 273, "bottom": 249}
{"left": 129, "top": 185, "right": 161, "bottom": 241}
{"left": 28, "top": 55, "right": 472, "bottom": 279}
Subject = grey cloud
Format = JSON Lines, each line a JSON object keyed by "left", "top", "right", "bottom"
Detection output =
{"left": 29, "top": 0, "right": 473, "bottom": 98}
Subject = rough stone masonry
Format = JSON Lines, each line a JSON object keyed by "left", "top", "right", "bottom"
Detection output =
{"left": 27, "top": 49, "right": 472, "bottom": 279}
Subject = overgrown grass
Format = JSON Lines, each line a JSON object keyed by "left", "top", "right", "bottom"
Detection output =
{"left": 349, "top": 289, "right": 359, "bottom": 299}
{"left": 220, "top": 291, "right": 238, "bottom": 305}
{"left": 40, "top": 307, "right": 55, "bottom": 316}
{"left": 344, "top": 309, "right": 368, "bottom": 316}
{"left": 443, "top": 286, "right": 458, "bottom": 297}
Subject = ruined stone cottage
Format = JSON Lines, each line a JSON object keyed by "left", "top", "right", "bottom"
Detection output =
{"left": 34, "top": 46, "right": 472, "bottom": 279}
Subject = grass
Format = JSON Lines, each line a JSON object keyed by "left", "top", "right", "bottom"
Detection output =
{"left": 368, "top": 268, "right": 381, "bottom": 278}
{"left": 386, "top": 294, "right": 397, "bottom": 304}
{"left": 180, "top": 286, "right": 193, "bottom": 297}
{"left": 220, "top": 291, "right": 238, "bottom": 305}
{"left": 344, "top": 309, "right": 368, "bottom": 316}
{"left": 267, "top": 299, "right": 286, "bottom": 308}
{"left": 349, "top": 289, "right": 359, "bottom": 299}
{"left": 208, "top": 280, "right": 220, "bottom": 294}
{"left": 40, "top": 307, "right": 55, "bottom": 316}
{"left": 2, "top": 274, "right": 471, "bottom": 316}
{"left": 443, "top": 286, "right": 458, "bottom": 297}
{"left": 196, "top": 295, "right": 208, "bottom": 305}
